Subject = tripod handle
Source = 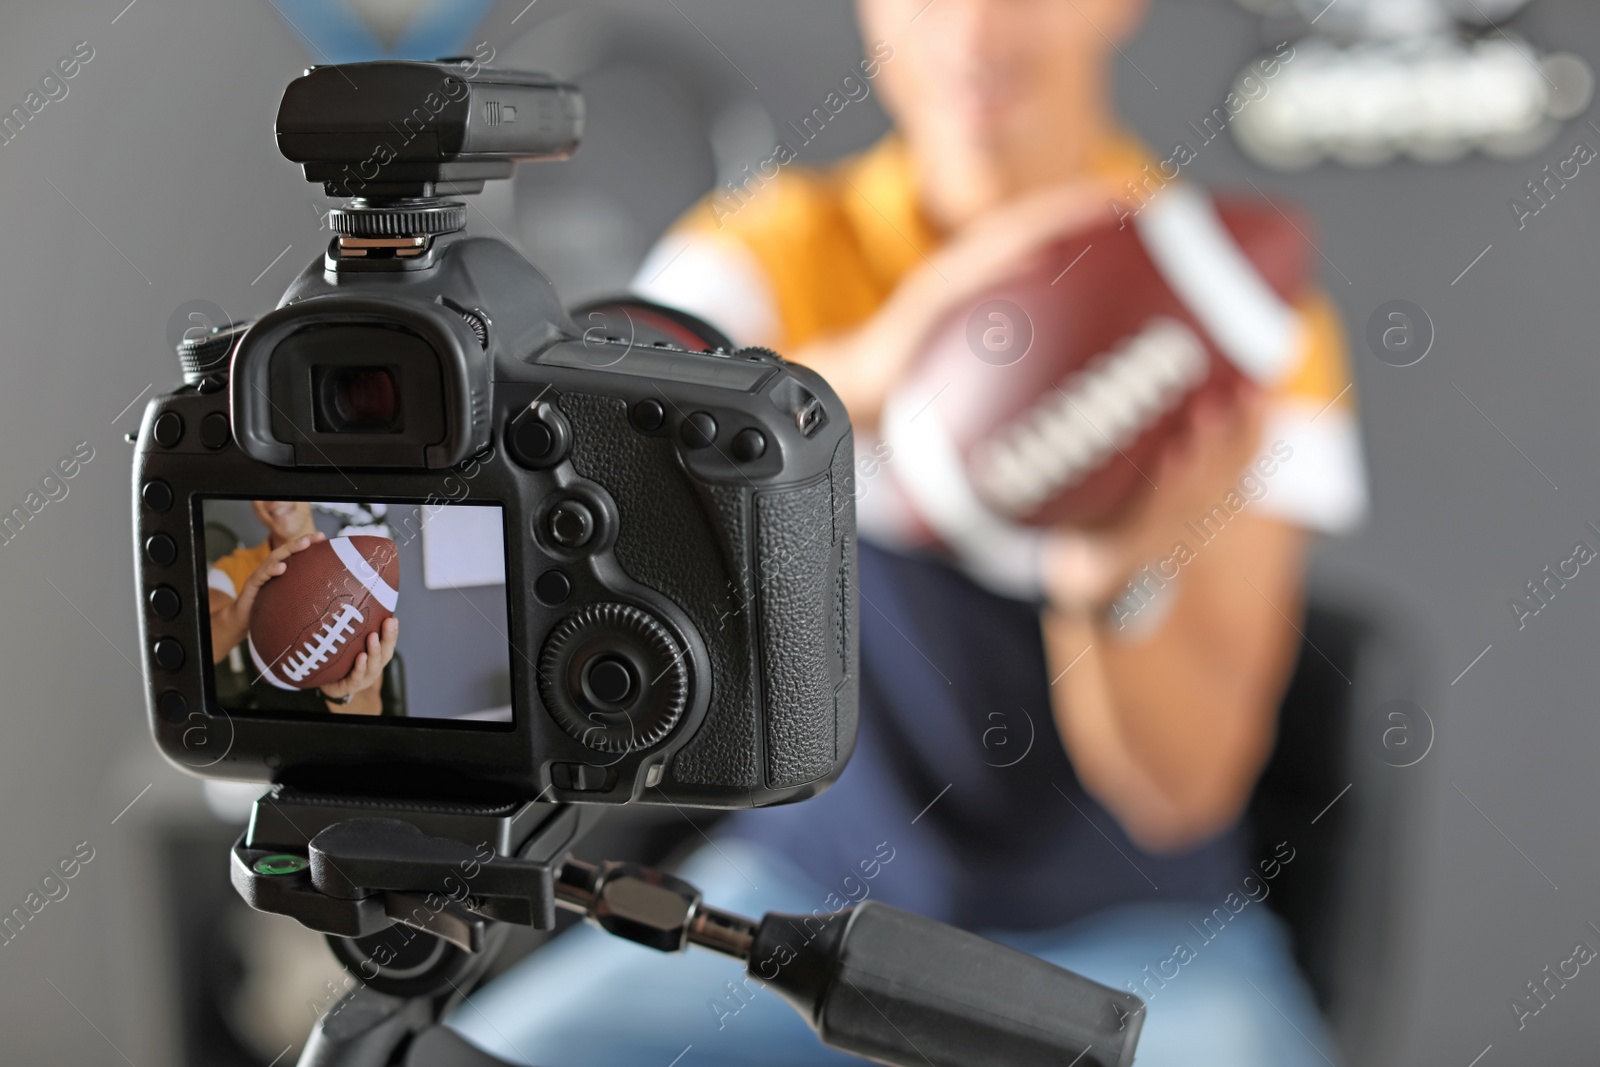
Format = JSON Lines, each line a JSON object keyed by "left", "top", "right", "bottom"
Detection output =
{"left": 751, "top": 901, "right": 1143, "bottom": 1067}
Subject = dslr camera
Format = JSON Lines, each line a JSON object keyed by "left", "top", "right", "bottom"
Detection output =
{"left": 127, "top": 61, "right": 1141, "bottom": 1067}
{"left": 133, "top": 60, "right": 858, "bottom": 809}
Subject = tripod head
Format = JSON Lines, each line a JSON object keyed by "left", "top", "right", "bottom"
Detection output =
{"left": 237, "top": 790, "right": 1143, "bottom": 1067}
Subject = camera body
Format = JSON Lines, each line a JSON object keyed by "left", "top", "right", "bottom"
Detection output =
{"left": 134, "top": 62, "right": 857, "bottom": 808}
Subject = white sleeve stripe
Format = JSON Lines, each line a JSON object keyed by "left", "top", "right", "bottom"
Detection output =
{"left": 1255, "top": 400, "right": 1369, "bottom": 535}
{"left": 330, "top": 537, "right": 399, "bottom": 613}
{"left": 207, "top": 568, "right": 237, "bottom": 597}
{"left": 1134, "top": 183, "right": 1301, "bottom": 386}
{"left": 629, "top": 237, "right": 782, "bottom": 348}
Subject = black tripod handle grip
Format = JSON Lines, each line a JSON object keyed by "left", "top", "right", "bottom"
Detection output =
{"left": 751, "top": 901, "right": 1143, "bottom": 1067}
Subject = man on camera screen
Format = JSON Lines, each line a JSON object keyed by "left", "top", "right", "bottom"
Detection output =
{"left": 207, "top": 501, "right": 400, "bottom": 717}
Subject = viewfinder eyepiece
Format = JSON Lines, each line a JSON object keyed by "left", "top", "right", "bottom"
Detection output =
{"left": 316, "top": 365, "right": 402, "bottom": 434}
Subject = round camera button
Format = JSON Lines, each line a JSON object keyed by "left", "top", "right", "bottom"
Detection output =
{"left": 200, "top": 412, "right": 231, "bottom": 449}
{"left": 152, "top": 637, "right": 185, "bottom": 671}
{"left": 157, "top": 689, "right": 187, "bottom": 724}
{"left": 549, "top": 501, "right": 595, "bottom": 548}
{"left": 631, "top": 399, "right": 665, "bottom": 432}
{"left": 583, "top": 655, "right": 636, "bottom": 707}
{"left": 516, "top": 421, "right": 552, "bottom": 460}
{"left": 145, "top": 533, "right": 178, "bottom": 567}
{"left": 507, "top": 402, "right": 570, "bottom": 470}
{"left": 535, "top": 569, "right": 572, "bottom": 605}
{"left": 680, "top": 411, "right": 717, "bottom": 449}
{"left": 153, "top": 412, "right": 184, "bottom": 448}
{"left": 149, "top": 585, "right": 181, "bottom": 620}
{"left": 141, "top": 480, "right": 173, "bottom": 513}
{"left": 731, "top": 428, "right": 767, "bottom": 462}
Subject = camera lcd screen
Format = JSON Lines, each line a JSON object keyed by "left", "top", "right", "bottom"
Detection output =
{"left": 198, "top": 498, "right": 514, "bottom": 726}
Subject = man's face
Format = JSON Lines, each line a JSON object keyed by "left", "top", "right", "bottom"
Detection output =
{"left": 251, "top": 500, "right": 314, "bottom": 542}
{"left": 857, "top": 0, "right": 1147, "bottom": 160}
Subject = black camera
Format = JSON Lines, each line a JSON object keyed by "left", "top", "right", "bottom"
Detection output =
{"left": 134, "top": 60, "right": 858, "bottom": 809}
{"left": 128, "top": 62, "right": 1143, "bottom": 1067}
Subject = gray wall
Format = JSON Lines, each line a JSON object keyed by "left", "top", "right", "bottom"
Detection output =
{"left": 0, "top": 0, "right": 1597, "bottom": 1063}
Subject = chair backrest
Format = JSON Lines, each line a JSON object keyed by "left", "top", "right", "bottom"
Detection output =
{"left": 202, "top": 520, "right": 239, "bottom": 564}
{"left": 1248, "top": 594, "right": 1429, "bottom": 1065}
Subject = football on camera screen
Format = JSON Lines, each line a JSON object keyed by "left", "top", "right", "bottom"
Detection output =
{"left": 199, "top": 497, "right": 513, "bottom": 724}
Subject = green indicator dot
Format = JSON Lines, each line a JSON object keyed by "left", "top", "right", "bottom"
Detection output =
{"left": 254, "top": 854, "right": 309, "bottom": 876}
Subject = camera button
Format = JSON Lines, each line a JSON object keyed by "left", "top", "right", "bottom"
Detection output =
{"left": 680, "top": 411, "right": 717, "bottom": 449}
{"left": 156, "top": 689, "right": 187, "bottom": 724}
{"left": 149, "top": 586, "right": 181, "bottom": 620}
{"left": 200, "top": 412, "right": 231, "bottom": 450}
{"left": 535, "top": 569, "right": 572, "bottom": 605}
{"left": 153, "top": 412, "right": 184, "bottom": 448}
{"left": 152, "top": 638, "right": 185, "bottom": 671}
{"left": 508, "top": 402, "right": 570, "bottom": 469}
{"left": 141, "top": 480, "right": 174, "bottom": 513}
{"left": 551, "top": 762, "right": 610, "bottom": 792}
{"left": 631, "top": 398, "right": 665, "bottom": 432}
{"left": 583, "top": 655, "right": 635, "bottom": 706}
{"left": 549, "top": 501, "right": 595, "bottom": 548}
{"left": 517, "top": 422, "right": 552, "bottom": 459}
{"left": 731, "top": 429, "right": 767, "bottom": 462}
{"left": 145, "top": 533, "right": 178, "bottom": 567}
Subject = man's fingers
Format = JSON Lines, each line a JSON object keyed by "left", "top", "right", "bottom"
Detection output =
{"left": 269, "top": 535, "right": 308, "bottom": 562}
{"left": 239, "top": 561, "right": 285, "bottom": 606}
{"left": 956, "top": 179, "right": 1111, "bottom": 258}
{"left": 268, "top": 532, "right": 326, "bottom": 564}
{"left": 925, "top": 181, "right": 1107, "bottom": 295}
{"left": 360, "top": 631, "right": 387, "bottom": 680}
{"left": 245, "top": 532, "right": 330, "bottom": 602}
{"left": 289, "top": 532, "right": 326, "bottom": 553}
{"left": 349, "top": 652, "right": 370, "bottom": 688}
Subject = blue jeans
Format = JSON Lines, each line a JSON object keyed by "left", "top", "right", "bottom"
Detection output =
{"left": 448, "top": 840, "right": 1339, "bottom": 1067}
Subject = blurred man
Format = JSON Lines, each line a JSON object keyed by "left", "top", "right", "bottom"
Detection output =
{"left": 208, "top": 500, "right": 398, "bottom": 716}
{"left": 458, "top": 1, "right": 1364, "bottom": 1063}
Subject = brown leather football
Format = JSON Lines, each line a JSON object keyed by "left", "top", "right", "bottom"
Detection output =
{"left": 247, "top": 535, "right": 399, "bottom": 691}
{"left": 875, "top": 187, "right": 1314, "bottom": 543}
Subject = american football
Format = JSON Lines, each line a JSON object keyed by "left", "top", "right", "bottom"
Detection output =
{"left": 247, "top": 535, "right": 400, "bottom": 691}
{"left": 874, "top": 186, "right": 1315, "bottom": 544}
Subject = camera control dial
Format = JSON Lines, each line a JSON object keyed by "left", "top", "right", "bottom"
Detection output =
{"left": 538, "top": 603, "right": 689, "bottom": 755}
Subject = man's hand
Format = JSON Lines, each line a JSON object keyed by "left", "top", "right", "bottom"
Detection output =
{"left": 208, "top": 533, "right": 327, "bottom": 664}
{"left": 320, "top": 617, "right": 399, "bottom": 716}
{"left": 1036, "top": 388, "right": 1307, "bottom": 852}
{"left": 793, "top": 177, "right": 1120, "bottom": 428}
{"left": 1040, "top": 385, "right": 1267, "bottom": 613}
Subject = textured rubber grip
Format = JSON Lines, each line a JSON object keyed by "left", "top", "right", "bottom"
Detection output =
{"left": 754, "top": 477, "right": 839, "bottom": 787}
{"left": 751, "top": 901, "right": 1144, "bottom": 1067}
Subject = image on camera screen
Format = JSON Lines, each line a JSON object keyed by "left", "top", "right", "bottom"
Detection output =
{"left": 198, "top": 498, "right": 513, "bottom": 725}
